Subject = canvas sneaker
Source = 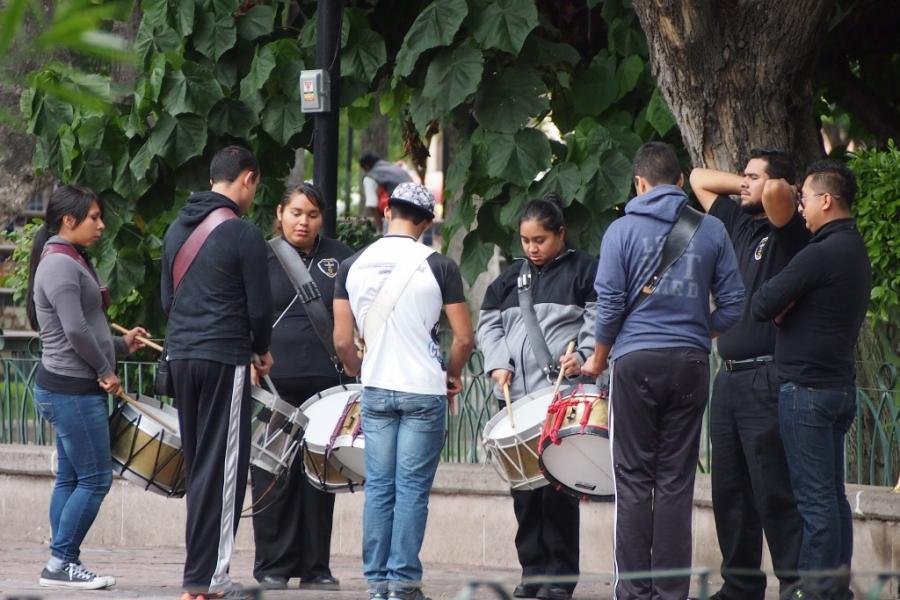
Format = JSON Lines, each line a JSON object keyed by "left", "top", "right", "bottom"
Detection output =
{"left": 388, "top": 589, "right": 431, "bottom": 600}
{"left": 39, "top": 562, "right": 115, "bottom": 589}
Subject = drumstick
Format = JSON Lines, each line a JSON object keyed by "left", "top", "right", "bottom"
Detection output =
{"left": 502, "top": 382, "right": 516, "bottom": 429}
{"left": 111, "top": 323, "right": 163, "bottom": 353}
{"left": 114, "top": 389, "right": 159, "bottom": 420}
{"left": 551, "top": 340, "right": 577, "bottom": 399}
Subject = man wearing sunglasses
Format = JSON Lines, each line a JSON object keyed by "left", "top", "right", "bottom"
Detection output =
{"left": 751, "top": 160, "right": 871, "bottom": 600}
{"left": 689, "top": 149, "right": 810, "bottom": 600}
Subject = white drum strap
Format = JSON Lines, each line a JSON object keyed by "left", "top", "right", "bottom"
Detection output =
{"left": 362, "top": 242, "right": 435, "bottom": 349}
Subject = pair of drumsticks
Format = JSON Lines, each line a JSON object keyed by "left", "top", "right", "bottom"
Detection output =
{"left": 109, "top": 323, "right": 163, "bottom": 412}
{"left": 501, "top": 340, "right": 576, "bottom": 430}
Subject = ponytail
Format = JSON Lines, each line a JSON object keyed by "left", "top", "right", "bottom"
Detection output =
{"left": 25, "top": 224, "right": 51, "bottom": 331}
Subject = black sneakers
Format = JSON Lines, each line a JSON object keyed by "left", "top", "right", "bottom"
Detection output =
{"left": 388, "top": 589, "right": 431, "bottom": 600}
{"left": 39, "top": 562, "right": 115, "bottom": 589}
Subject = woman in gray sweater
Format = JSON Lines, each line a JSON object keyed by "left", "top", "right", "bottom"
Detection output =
{"left": 26, "top": 185, "right": 146, "bottom": 590}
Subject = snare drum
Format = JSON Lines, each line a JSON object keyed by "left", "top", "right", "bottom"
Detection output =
{"left": 299, "top": 384, "right": 365, "bottom": 493}
{"left": 250, "top": 383, "right": 309, "bottom": 477}
{"left": 538, "top": 383, "right": 614, "bottom": 501}
{"left": 109, "top": 395, "right": 186, "bottom": 497}
{"left": 482, "top": 387, "right": 556, "bottom": 490}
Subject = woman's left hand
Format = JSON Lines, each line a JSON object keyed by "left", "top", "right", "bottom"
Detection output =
{"left": 560, "top": 352, "right": 581, "bottom": 378}
{"left": 123, "top": 327, "right": 150, "bottom": 354}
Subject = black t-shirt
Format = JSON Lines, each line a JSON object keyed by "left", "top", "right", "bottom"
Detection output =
{"left": 708, "top": 195, "right": 810, "bottom": 360}
{"left": 268, "top": 235, "right": 354, "bottom": 381}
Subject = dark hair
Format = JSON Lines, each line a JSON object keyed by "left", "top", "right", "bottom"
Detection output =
{"left": 633, "top": 142, "right": 681, "bottom": 185}
{"left": 281, "top": 182, "right": 326, "bottom": 212}
{"left": 804, "top": 159, "right": 857, "bottom": 207}
{"left": 26, "top": 185, "right": 102, "bottom": 331}
{"left": 387, "top": 199, "right": 431, "bottom": 225}
{"left": 359, "top": 152, "right": 380, "bottom": 171}
{"left": 519, "top": 193, "right": 566, "bottom": 233}
{"left": 749, "top": 148, "right": 796, "bottom": 183}
{"left": 210, "top": 145, "right": 259, "bottom": 184}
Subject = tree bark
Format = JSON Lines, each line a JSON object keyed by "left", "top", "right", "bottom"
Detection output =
{"left": 632, "top": 0, "right": 834, "bottom": 174}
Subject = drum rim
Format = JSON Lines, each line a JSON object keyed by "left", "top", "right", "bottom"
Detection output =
{"left": 299, "top": 383, "right": 364, "bottom": 412}
{"left": 112, "top": 397, "right": 182, "bottom": 448}
{"left": 482, "top": 386, "right": 556, "bottom": 445}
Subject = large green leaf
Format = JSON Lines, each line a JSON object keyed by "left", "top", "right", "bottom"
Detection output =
{"left": 208, "top": 98, "right": 257, "bottom": 139}
{"left": 239, "top": 44, "right": 277, "bottom": 115}
{"left": 460, "top": 230, "right": 495, "bottom": 286}
{"left": 483, "top": 128, "right": 550, "bottom": 188}
{"left": 470, "top": 0, "right": 538, "bottom": 55}
{"left": 83, "top": 149, "right": 114, "bottom": 192}
{"left": 175, "top": 0, "right": 195, "bottom": 36}
{"left": 237, "top": 4, "right": 275, "bottom": 40}
{"left": 261, "top": 96, "right": 305, "bottom": 146}
{"left": 519, "top": 35, "right": 580, "bottom": 68}
{"left": 59, "top": 124, "right": 79, "bottom": 180}
{"left": 341, "top": 29, "right": 386, "bottom": 84}
{"left": 571, "top": 54, "right": 617, "bottom": 115}
{"left": 160, "top": 62, "right": 224, "bottom": 117}
{"left": 408, "top": 88, "right": 439, "bottom": 135}
{"left": 566, "top": 119, "right": 614, "bottom": 164}
{"left": 532, "top": 162, "right": 582, "bottom": 204}
{"left": 445, "top": 140, "right": 472, "bottom": 195}
{"left": 96, "top": 245, "right": 146, "bottom": 303}
{"left": 146, "top": 112, "right": 207, "bottom": 168}
{"left": 0, "top": 0, "right": 29, "bottom": 56}
{"left": 646, "top": 88, "right": 676, "bottom": 136}
{"left": 271, "top": 39, "right": 305, "bottom": 101}
{"left": 422, "top": 44, "right": 483, "bottom": 113}
{"left": 474, "top": 65, "right": 548, "bottom": 133}
{"left": 193, "top": 8, "right": 236, "bottom": 61}
{"left": 615, "top": 54, "right": 643, "bottom": 99}
{"left": 394, "top": 0, "right": 467, "bottom": 79}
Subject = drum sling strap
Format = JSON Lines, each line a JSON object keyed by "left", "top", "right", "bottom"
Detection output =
{"left": 517, "top": 260, "right": 559, "bottom": 379}
{"left": 268, "top": 237, "right": 341, "bottom": 370}
{"left": 626, "top": 204, "right": 704, "bottom": 315}
{"left": 363, "top": 241, "right": 435, "bottom": 351}
{"left": 155, "top": 206, "right": 236, "bottom": 397}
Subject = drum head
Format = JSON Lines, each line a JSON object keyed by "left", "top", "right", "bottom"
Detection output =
{"left": 540, "top": 427, "right": 614, "bottom": 501}
{"left": 483, "top": 386, "right": 555, "bottom": 446}
{"left": 300, "top": 384, "right": 363, "bottom": 452}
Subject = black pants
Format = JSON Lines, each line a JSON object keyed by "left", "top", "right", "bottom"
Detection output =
{"left": 171, "top": 359, "right": 251, "bottom": 594}
{"left": 251, "top": 376, "right": 338, "bottom": 582}
{"left": 710, "top": 362, "right": 802, "bottom": 599}
{"left": 611, "top": 347, "right": 709, "bottom": 600}
{"left": 499, "top": 402, "right": 580, "bottom": 591}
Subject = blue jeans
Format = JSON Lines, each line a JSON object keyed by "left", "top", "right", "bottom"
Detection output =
{"left": 33, "top": 385, "right": 113, "bottom": 563}
{"left": 779, "top": 382, "right": 856, "bottom": 597}
{"left": 361, "top": 387, "right": 446, "bottom": 593}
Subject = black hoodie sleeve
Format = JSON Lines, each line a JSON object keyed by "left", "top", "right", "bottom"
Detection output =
{"left": 239, "top": 224, "right": 273, "bottom": 355}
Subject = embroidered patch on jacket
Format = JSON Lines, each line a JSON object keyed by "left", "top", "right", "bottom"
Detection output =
{"left": 754, "top": 236, "right": 769, "bottom": 261}
{"left": 318, "top": 258, "right": 339, "bottom": 277}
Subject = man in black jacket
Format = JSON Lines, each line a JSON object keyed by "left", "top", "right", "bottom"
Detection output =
{"left": 161, "top": 145, "right": 273, "bottom": 600}
{"left": 752, "top": 160, "right": 871, "bottom": 600}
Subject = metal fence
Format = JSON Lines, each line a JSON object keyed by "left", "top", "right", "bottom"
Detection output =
{"left": 2, "top": 351, "right": 898, "bottom": 487}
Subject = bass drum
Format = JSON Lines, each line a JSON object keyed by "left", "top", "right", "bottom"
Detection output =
{"left": 538, "top": 383, "right": 614, "bottom": 501}
{"left": 299, "top": 384, "right": 364, "bottom": 493}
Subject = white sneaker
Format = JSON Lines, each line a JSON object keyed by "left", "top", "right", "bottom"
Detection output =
{"left": 39, "top": 562, "right": 115, "bottom": 589}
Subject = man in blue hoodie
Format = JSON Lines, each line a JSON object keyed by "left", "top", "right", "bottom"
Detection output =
{"left": 583, "top": 142, "right": 744, "bottom": 600}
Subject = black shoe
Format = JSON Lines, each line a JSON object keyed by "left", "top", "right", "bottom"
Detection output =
{"left": 39, "top": 562, "right": 114, "bottom": 589}
{"left": 388, "top": 589, "right": 431, "bottom": 600}
{"left": 299, "top": 575, "right": 340, "bottom": 590}
{"left": 257, "top": 575, "right": 288, "bottom": 590}
{"left": 513, "top": 583, "right": 542, "bottom": 598}
{"left": 536, "top": 585, "right": 572, "bottom": 600}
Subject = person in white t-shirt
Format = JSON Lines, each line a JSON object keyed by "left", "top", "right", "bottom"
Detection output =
{"left": 333, "top": 182, "right": 474, "bottom": 600}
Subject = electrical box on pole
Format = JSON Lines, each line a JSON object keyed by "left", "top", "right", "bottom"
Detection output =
{"left": 299, "top": 69, "right": 331, "bottom": 113}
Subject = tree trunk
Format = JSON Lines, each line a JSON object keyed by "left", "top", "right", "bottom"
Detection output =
{"left": 632, "top": 0, "right": 833, "bottom": 174}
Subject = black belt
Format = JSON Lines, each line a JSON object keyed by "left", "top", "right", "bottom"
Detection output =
{"left": 723, "top": 355, "right": 773, "bottom": 372}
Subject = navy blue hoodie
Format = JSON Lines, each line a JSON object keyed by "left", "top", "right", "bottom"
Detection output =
{"left": 161, "top": 191, "right": 272, "bottom": 365}
{"left": 594, "top": 184, "right": 744, "bottom": 360}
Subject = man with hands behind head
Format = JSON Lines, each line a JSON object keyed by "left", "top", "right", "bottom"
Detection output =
{"left": 689, "top": 149, "right": 809, "bottom": 600}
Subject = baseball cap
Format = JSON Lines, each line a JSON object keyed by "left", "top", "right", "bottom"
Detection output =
{"left": 388, "top": 182, "right": 435, "bottom": 218}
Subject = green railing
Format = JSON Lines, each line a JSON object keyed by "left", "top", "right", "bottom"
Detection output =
{"left": 2, "top": 351, "right": 898, "bottom": 486}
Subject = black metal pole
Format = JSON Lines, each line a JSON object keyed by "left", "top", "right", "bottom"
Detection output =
{"left": 314, "top": 0, "right": 342, "bottom": 237}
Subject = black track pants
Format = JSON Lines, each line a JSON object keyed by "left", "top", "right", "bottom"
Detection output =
{"left": 610, "top": 347, "right": 709, "bottom": 600}
{"left": 172, "top": 359, "right": 251, "bottom": 594}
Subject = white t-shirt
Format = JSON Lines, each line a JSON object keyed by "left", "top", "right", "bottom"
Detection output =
{"left": 335, "top": 235, "right": 465, "bottom": 395}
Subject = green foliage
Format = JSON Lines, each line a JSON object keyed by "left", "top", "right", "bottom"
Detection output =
{"left": 0, "top": 221, "right": 40, "bottom": 304}
{"left": 336, "top": 217, "right": 380, "bottom": 251}
{"left": 849, "top": 141, "right": 900, "bottom": 332}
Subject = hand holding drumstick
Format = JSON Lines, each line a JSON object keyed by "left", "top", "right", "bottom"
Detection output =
{"left": 111, "top": 323, "right": 159, "bottom": 353}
